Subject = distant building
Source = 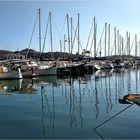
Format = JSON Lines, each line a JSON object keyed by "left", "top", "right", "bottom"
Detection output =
{"left": 4, "top": 52, "right": 25, "bottom": 60}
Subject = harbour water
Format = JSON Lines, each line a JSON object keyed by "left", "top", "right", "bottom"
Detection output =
{"left": 0, "top": 68, "right": 140, "bottom": 139}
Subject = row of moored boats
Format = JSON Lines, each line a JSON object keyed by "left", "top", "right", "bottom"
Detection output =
{"left": 0, "top": 59, "right": 139, "bottom": 79}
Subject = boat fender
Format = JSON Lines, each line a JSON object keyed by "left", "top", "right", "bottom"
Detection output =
{"left": 53, "top": 61, "right": 57, "bottom": 67}
{"left": 0, "top": 67, "right": 3, "bottom": 73}
{"left": 3, "top": 67, "right": 8, "bottom": 72}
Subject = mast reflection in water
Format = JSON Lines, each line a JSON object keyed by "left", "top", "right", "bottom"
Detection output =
{"left": 0, "top": 68, "right": 140, "bottom": 139}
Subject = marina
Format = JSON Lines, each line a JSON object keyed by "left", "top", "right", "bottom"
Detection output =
{"left": 0, "top": 68, "right": 140, "bottom": 139}
{"left": 1, "top": 1, "right": 140, "bottom": 139}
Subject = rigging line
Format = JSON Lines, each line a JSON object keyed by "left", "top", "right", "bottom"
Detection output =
{"left": 111, "top": 29, "right": 117, "bottom": 55}
{"left": 71, "top": 23, "right": 78, "bottom": 54}
{"left": 54, "top": 16, "right": 67, "bottom": 53}
{"left": 130, "top": 37, "right": 135, "bottom": 53}
{"left": 93, "top": 129, "right": 105, "bottom": 140}
{"left": 89, "top": 22, "right": 97, "bottom": 55}
{"left": 41, "top": 11, "right": 48, "bottom": 26}
{"left": 89, "top": 30, "right": 94, "bottom": 55}
{"left": 96, "top": 27, "right": 105, "bottom": 55}
{"left": 26, "top": 11, "right": 39, "bottom": 59}
{"left": 123, "top": 32, "right": 128, "bottom": 55}
{"left": 77, "top": 34, "right": 83, "bottom": 52}
{"left": 109, "top": 30, "right": 114, "bottom": 56}
{"left": 93, "top": 103, "right": 134, "bottom": 130}
{"left": 68, "top": 16, "right": 79, "bottom": 54}
{"left": 56, "top": 15, "right": 67, "bottom": 40}
{"left": 121, "top": 44, "right": 125, "bottom": 56}
{"left": 52, "top": 13, "right": 61, "bottom": 37}
{"left": 52, "top": 13, "right": 65, "bottom": 51}
{"left": 111, "top": 42, "right": 115, "bottom": 55}
{"left": 85, "top": 18, "right": 94, "bottom": 51}
{"left": 42, "top": 15, "right": 50, "bottom": 53}
{"left": 67, "top": 15, "right": 83, "bottom": 51}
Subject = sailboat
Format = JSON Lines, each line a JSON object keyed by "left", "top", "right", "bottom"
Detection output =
{"left": 13, "top": 59, "right": 38, "bottom": 77}
{"left": 35, "top": 61, "right": 57, "bottom": 76}
{"left": 0, "top": 60, "right": 22, "bottom": 79}
{"left": 26, "top": 9, "right": 57, "bottom": 76}
{"left": 37, "top": 10, "right": 57, "bottom": 75}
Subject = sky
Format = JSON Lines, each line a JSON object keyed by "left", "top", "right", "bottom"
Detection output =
{"left": 0, "top": 0, "right": 140, "bottom": 56}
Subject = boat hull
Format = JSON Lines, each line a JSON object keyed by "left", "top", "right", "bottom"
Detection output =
{"left": 94, "top": 64, "right": 113, "bottom": 70}
{"left": 0, "top": 70, "right": 22, "bottom": 79}
{"left": 35, "top": 66, "right": 57, "bottom": 76}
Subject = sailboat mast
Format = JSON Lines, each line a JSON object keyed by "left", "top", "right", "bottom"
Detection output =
{"left": 126, "top": 31, "right": 129, "bottom": 56}
{"left": 139, "top": 41, "right": 140, "bottom": 57}
{"left": 67, "top": 14, "right": 70, "bottom": 57}
{"left": 49, "top": 12, "right": 53, "bottom": 59}
{"left": 105, "top": 22, "right": 107, "bottom": 57}
{"left": 122, "top": 37, "right": 124, "bottom": 55}
{"left": 78, "top": 13, "right": 80, "bottom": 55}
{"left": 135, "top": 34, "right": 137, "bottom": 57}
{"left": 64, "top": 34, "right": 66, "bottom": 59}
{"left": 38, "top": 9, "right": 42, "bottom": 57}
{"left": 117, "top": 30, "right": 119, "bottom": 56}
{"left": 119, "top": 35, "right": 122, "bottom": 56}
{"left": 94, "top": 17, "right": 97, "bottom": 58}
{"left": 114, "top": 27, "right": 116, "bottom": 56}
{"left": 128, "top": 33, "right": 130, "bottom": 56}
{"left": 108, "top": 24, "right": 110, "bottom": 57}
{"left": 60, "top": 40, "right": 62, "bottom": 59}
{"left": 71, "top": 17, "right": 73, "bottom": 55}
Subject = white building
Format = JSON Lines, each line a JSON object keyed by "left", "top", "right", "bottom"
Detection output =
{"left": 4, "top": 53, "right": 25, "bottom": 60}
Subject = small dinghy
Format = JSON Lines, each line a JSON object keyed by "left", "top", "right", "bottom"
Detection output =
{"left": 119, "top": 94, "right": 140, "bottom": 106}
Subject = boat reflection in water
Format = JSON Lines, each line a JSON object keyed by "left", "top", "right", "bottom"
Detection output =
{"left": 95, "top": 69, "right": 114, "bottom": 79}
{"left": 1, "top": 68, "right": 140, "bottom": 139}
{"left": 0, "top": 79, "right": 37, "bottom": 94}
{"left": 0, "top": 75, "right": 59, "bottom": 94}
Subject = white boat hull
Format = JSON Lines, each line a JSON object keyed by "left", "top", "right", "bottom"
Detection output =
{"left": 0, "top": 69, "right": 22, "bottom": 79}
{"left": 35, "top": 66, "right": 57, "bottom": 76}
{"left": 94, "top": 64, "right": 113, "bottom": 70}
{"left": 111, "top": 63, "right": 124, "bottom": 68}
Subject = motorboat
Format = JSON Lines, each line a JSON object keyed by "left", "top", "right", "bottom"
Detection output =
{"left": 0, "top": 60, "right": 22, "bottom": 79}
{"left": 94, "top": 60, "right": 113, "bottom": 70}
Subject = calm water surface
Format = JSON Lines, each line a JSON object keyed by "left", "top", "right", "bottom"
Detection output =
{"left": 0, "top": 68, "right": 140, "bottom": 139}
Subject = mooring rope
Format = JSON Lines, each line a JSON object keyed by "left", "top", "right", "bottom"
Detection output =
{"left": 93, "top": 103, "right": 134, "bottom": 130}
